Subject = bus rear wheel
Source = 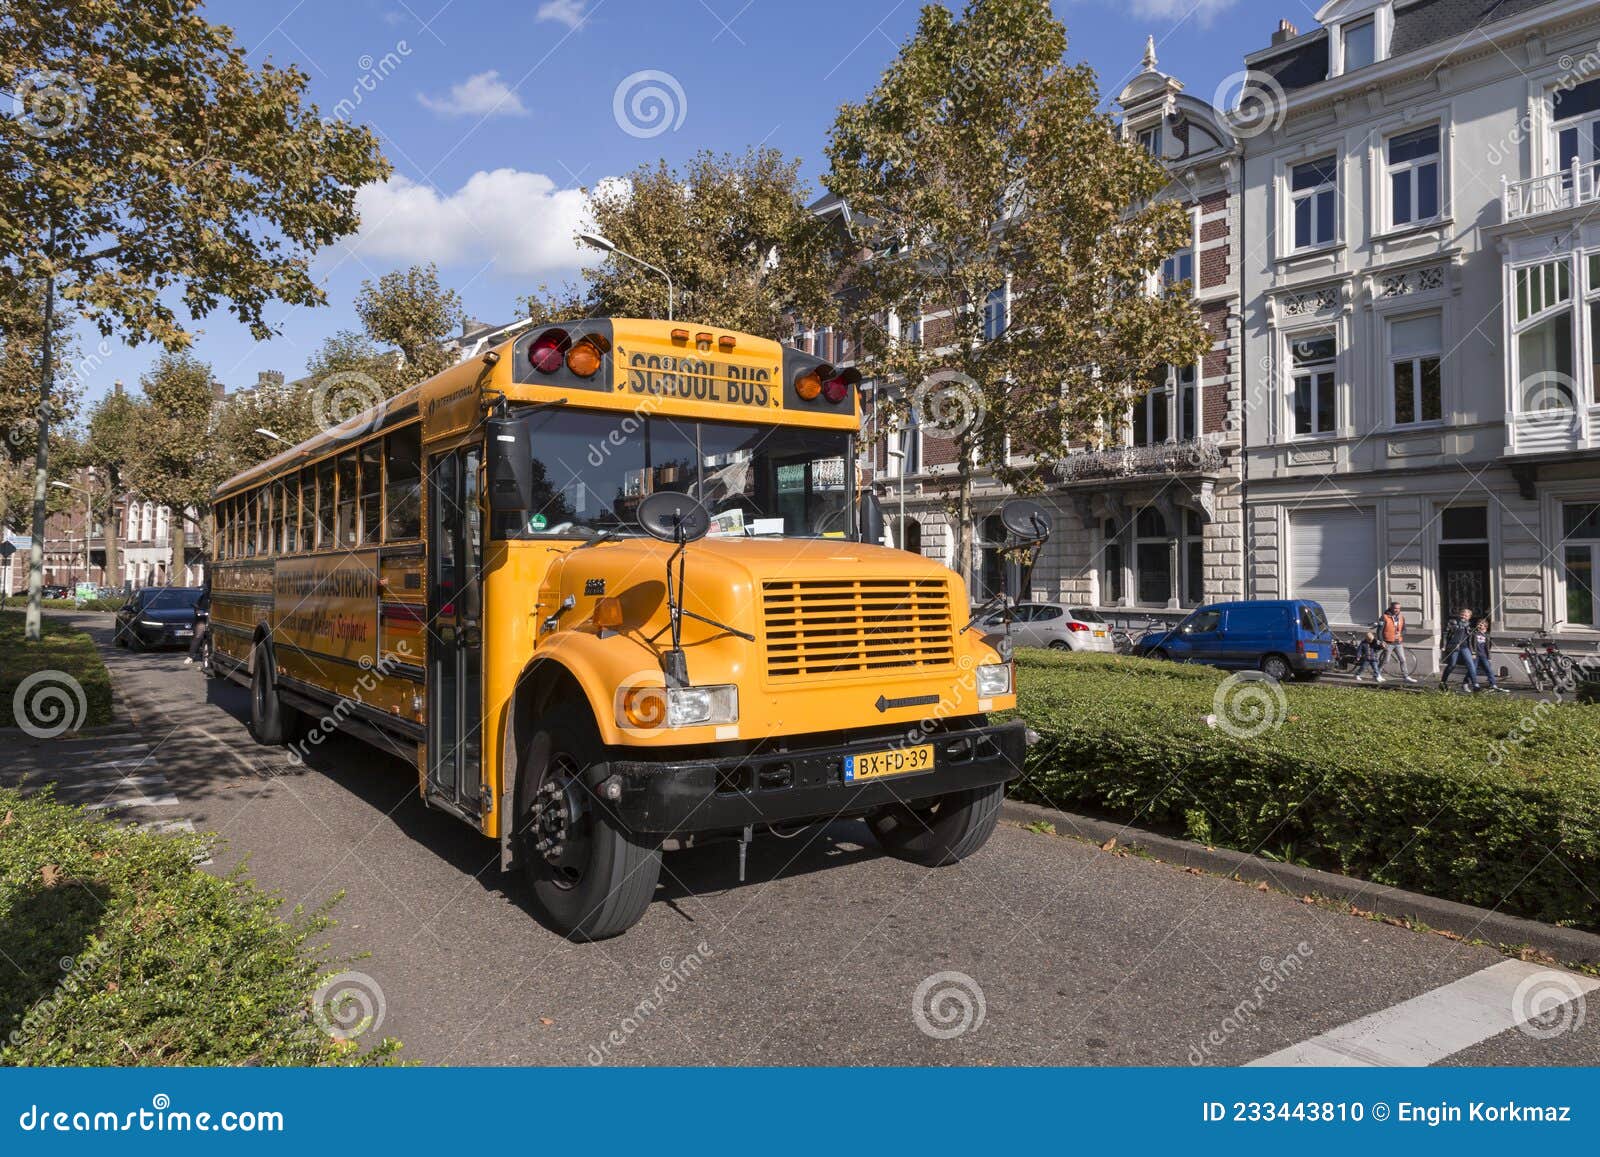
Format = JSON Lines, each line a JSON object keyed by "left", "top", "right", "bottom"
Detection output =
{"left": 868, "top": 781, "right": 1004, "bottom": 867}
{"left": 517, "top": 715, "right": 661, "bottom": 941}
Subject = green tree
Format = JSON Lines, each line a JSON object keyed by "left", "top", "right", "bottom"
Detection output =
{"left": 124, "top": 352, "right": 218, "bottom": 585}
{"left": 0, "top": 282, "right": 76, "bottom": 534}
{"left": 79, "top": 386, "right": 141, "bottom": 585}
{"left": 1, "top": 0, "right": 389, "bottom": 637}
{"left": 825, "top": 0, "right": 1209, "bottom": 587}
{"left": 354, "top": 264, "right": 463, "bottom": 386}
{"left": 522, "top": 148, "right": 840, "bottom": 340}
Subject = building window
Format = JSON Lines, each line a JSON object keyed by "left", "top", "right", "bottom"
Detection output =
{"left": 1161, "top": 247, "right": 1193, "bottom": 293}
{"left": 1290, "top": 156, "right": 1338, "bottom": 250}
{"left": 1562, "top": 502, "right": 1600, "bottom": 627}
{"left": 1134, "top": 507, "right": 1172, "bottom": 605}
{"left": 1133, "top": 375, "right": 1170, "bottom": 447}
{"left": 1387, "top": 127, "right": 1440, "bottom": 227}
{"left": 1182, "top": 508, "right": 1205, "bottom": 607}
{"left": 1343, "top": 17, "right": 1376, "bottom": 71}
{"left": 1138, "top": 125, "right": 1163, "bottom": 158}
{"left": 1388, "top": 312, "right": 1442, "bottom": 425}
{"left": 1103, "top": 519, "right": 1124, "bottom": 604}
{"left": 982, "top": 287, "right": 1006, "bottom": 341}
{"left": 1554, "top": 78, "right": 1600, "bottom": 187}
{"left": 890, "top": 409, "right": 921, "bottom": 476}
{"left": 1511, "top": 258, "right": 1575, "bottom": 411}
{"left": 1290, "top": 333, "right": 1337, "bottom": 436}
{"left": 1176, "top": 364, "right": 1199, "bottom": 440}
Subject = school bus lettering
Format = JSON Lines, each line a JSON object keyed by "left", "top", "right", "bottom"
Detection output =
{"left": 625, "top": 351, "right": 771, "bottom": 407}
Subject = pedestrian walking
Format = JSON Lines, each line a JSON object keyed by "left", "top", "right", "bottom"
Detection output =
{"left": 1473, "top": 617, "right": 1508, "bottom": 693}
{"left": 185, "top": 579, "right": 210, "bottom": 668}
{"left": 1353, "top": 630, "right": 1384, "bottom": 682}
{"left": 1377, "top": 601, "right": 1419, "bottom": 683}
{"left": 1439, "top": 606, "right": 1481, "bottom": 692}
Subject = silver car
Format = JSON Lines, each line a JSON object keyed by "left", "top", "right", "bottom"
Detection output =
{"left": 981, "top": 602, "right": 1115, "bottom": 652}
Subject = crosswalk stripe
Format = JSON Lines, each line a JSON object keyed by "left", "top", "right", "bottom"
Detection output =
{"left": 1248, "top": 960, "right": 1600, "bottom": 1066}
{"left": 52, "top": 773, "right": 170, "bottom": 792}
{"left": 87, "top": 794, "right": 179, "bottom": 809}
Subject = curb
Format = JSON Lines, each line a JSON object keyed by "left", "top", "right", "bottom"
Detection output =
{"left": 1001, "top": 798, "right": 1600, "bottom": 965}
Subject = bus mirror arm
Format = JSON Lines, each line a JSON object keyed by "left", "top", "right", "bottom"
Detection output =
{"left": 660, "top": 538, "right": 757, "bottom": 689}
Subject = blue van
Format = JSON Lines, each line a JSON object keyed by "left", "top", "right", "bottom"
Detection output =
{"left": 1134, "top": 599, "right": 1333, "bottom": 681}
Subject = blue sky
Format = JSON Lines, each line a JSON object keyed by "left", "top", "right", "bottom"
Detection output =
{"left": 76, "top": 0, "right": 1298, "bottom": 405}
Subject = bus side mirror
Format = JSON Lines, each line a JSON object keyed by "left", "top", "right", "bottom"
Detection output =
{"left": 858, "top": 489, "right": 885, "bottom": 546}
{"left": 486, "top": 414, "right": 535, "bottom": 513}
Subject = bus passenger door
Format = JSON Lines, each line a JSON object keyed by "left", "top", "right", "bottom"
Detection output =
{"left": 426, "top": 446, "right": 484, "bottom": 821}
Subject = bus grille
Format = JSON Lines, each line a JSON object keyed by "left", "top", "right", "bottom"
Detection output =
{"left": 761, "top": 578, "right": 955, "bottom": 679}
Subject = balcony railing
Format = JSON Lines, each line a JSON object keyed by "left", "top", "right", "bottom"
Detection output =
{"left": 1054, "top": 438, "right": 1223, "bottom": 482}
{"left": 1502, "top": 160, "right": 1600, "bottom": 222}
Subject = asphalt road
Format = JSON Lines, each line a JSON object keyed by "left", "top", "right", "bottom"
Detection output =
{"left": 6, "top": 612, "right": 1598, "bottom": 1067}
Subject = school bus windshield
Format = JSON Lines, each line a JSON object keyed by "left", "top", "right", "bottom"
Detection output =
{"left": 502, "top": 407, "right": 854, "bottom": 539}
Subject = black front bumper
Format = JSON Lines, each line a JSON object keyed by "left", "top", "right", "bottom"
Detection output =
{"left": 598, "top": 719, "right": 1027, "bottom": 837}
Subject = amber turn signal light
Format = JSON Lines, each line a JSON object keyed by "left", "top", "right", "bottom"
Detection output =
{"left": 593, "top": 596, "right": 623, "bottom": 629}
{"left": 566, "top": 338, "right": 604, "bottom": 378}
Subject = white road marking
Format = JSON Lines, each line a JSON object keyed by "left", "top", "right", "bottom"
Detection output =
{"left": 1249, "top": 959, "right": 1600, "bottom": 1066}
{"left": 86, "top": 793, "right": 179, "bottom": 809}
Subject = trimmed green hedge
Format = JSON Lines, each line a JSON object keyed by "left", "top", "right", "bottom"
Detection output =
{"left": 0, "top": 787, "right": 400, "bottom": 1065}
{"left": 0, "top": 611, "right": 114, "bottom": 730}
{"left": 1011, "top": 650, "right": 1600, "bottom": 930}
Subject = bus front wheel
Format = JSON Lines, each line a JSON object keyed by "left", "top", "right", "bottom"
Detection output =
{"left": 250, "top": 645, "right": 302, "bottom": 745}
{"left": 867, "top": 781, "right": 1005, "bottom": 867}
{"left": 517, "top": 714, "right": 661, "bottom": 941}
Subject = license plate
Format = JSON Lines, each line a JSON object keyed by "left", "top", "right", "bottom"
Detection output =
{"left": 1303, "top": 649, "right": 1318, "bottom": 659}
{"left": 175, "top": 629, "right": 193, "bottom": 637}
{"left": 1093, "top": 630, "right": 1106, "bottom": 638}
{"left": 844, "top": 743, "right": 933, "bottom": 783}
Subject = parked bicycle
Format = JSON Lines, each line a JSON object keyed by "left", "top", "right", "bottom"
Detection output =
{"left": 1514, "top": 631, "right": 1576, "bottom": 694}
{"left": 1330, "top": 630, "right": 1363, "bottom": 673}
{"left": 1112, "top": 617, "right": 1166, "bottom": 655}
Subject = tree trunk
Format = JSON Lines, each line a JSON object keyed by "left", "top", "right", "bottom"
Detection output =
{"left": 103, "top": 498, "right": 119, "bottom": 590}
{"left": 169, "top": 512, "right": 185, "bottom": 586}
{"left": 24, "top": 275, "right": 53, "bottom": 643}
{"left": 956, "top": 453, "right": 974, "bottom": 595}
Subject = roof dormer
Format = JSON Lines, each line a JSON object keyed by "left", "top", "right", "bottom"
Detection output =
{"left": 1317, "top": 0, "right": 1392, "bottom": 77}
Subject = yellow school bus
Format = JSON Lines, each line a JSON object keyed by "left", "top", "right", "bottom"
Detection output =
{"left": 208, "top": 318, "right": 1029, "bottom": 938}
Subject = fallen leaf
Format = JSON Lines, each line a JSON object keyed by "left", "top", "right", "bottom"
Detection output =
{"left": 1255, "top": 881, "right": 1269, "bottom": 892}
{"left": 105, "top": 981, "right": 119, "bottom": 993}
{"left": 1099, "top": 837, "right": 1117, "bottom": 852}
{"left": 1301, "top": 895, "right": 1315, "bottom": 904}
{"left": 1184, "top": 866, "right": 1203, "bottom": 875}
{"left": 539, "top": 1018, "right": 554, "bottom": 1026}
{"left": 0, "top": 810, "right": 13, "bottom": 829}
{"left": 40, "top": 864, "right": 62, "bottom": 888}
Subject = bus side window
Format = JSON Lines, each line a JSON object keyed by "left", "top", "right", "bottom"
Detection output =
{"left": 277, "top": 479, "right": 293, "bottom": 554}
{"left": 315, "top": 459, "right": 335, "bottom": 549}
{"left": 359, "top": 442, "right": 382, "bottom": 545}
{"left": 243, "top": 491, "right": 256, "bottom": 558}
{"left": 298, "top": 469, "right": 313, "bottom": 553}
{"left": 384, "top": 426, "right": 421, "bottom": 541}
{"left": 336, "top": 452, "right": 359, "bottom": 547}
{"left": 261, "top": 485, "right": 274, "bottom": 557}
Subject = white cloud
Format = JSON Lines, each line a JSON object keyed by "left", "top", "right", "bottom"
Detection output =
{"left": 536, "top": 0, "right": 588, "bottom": 29}
{"left": 417, "top": 70, "right": 528, "bottom": 118}
{"left": 344, "top": 170, "right": 623, "bottom": 277}
{"left": 1125, "top": 0, "right": 1237, "bottom": 26}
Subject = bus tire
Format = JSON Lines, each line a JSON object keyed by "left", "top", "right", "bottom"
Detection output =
{"left": 868, "top": 781, "right": 1004, "bottom": 867}
{"left": 250, "top": 644, "right": 301, "bottom": 745}
{"left": 517, "top": 713, "right": 661, "bottom": 941}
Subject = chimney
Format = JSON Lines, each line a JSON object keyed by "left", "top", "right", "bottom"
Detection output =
{"left": 112, "top": 379, "right": 123, "bottom": 395}
{"left": 211, "top": 380, "right": 226, "bottom": 400}
{"left": 1271, "top": 18, "right": 1298, "bottom": 45}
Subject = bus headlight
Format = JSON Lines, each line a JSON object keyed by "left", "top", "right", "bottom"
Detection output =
{"left": 617, "top": 684, "right": 738, "bottom": 730}
{"left": 976, "top": 663, "right": 1012, "bottom": 697}
{"left": 666, "top": 685, "right": 738, "bottom": 728}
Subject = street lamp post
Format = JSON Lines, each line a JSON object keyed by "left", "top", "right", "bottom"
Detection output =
{"left": 885, "top": 447, "right": 908, "bottom": 552}
{"left": 254, "top": 427, "right": 289, "bottom": 445}
{"left": 577, "top": 232, "right": 675, "bottom": 321}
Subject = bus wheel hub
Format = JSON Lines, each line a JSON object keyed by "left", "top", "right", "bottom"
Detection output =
{"left": 532, "top": 778, "right": 577, "bottom": 862}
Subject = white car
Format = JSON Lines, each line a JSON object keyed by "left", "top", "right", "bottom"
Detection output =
{"left": 980, "top": 602, "right": 1115, "bottom": 652}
